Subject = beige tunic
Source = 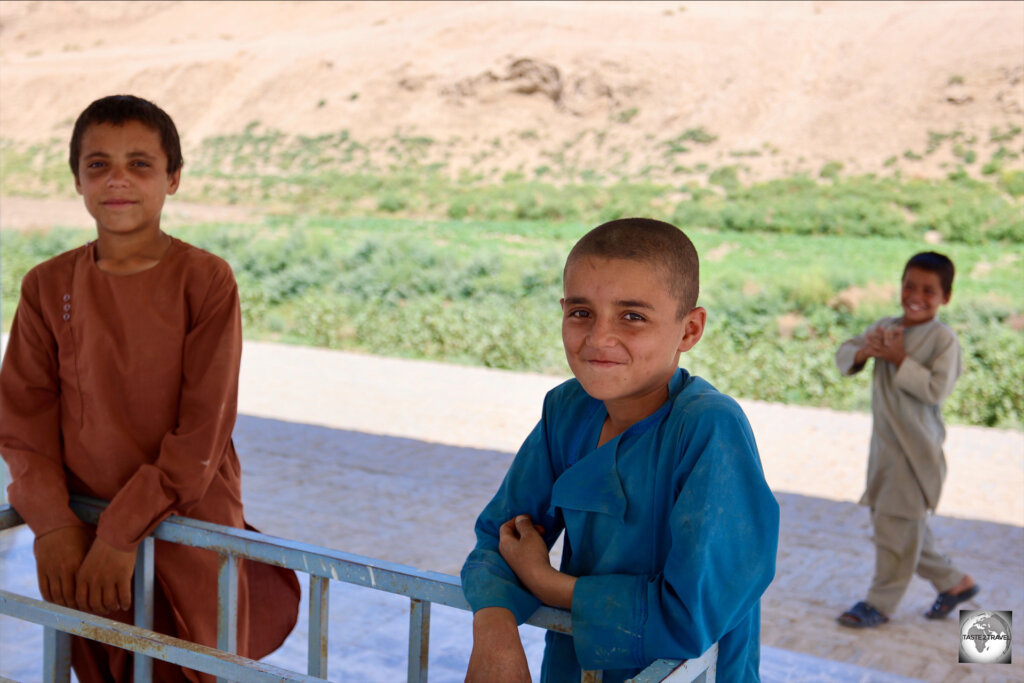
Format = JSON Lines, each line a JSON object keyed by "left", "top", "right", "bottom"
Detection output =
{"left": 0, "top": 237, "right": 299, "bottom": 680}
{"left": 836, "top": 317, "right": 962, "bottom": 519}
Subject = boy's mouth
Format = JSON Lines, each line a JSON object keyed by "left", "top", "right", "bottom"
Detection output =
{"left": 583, "top": 357, "right": 624, "bottom": 367}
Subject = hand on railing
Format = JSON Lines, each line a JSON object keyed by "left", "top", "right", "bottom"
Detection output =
{"left": 76, "top": 537, "right": 136, "bottom": 615}
{"left": 32, "top": 526, "right": 90, "bottom": 609}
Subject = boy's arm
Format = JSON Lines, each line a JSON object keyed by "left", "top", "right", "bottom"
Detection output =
{"left": 0, "top": 269, "right": 86, "bottom": 538}
{"left": 95, "top": 262, "right": 243, "bottom": 553}
{"left": 836, "top": 323, "right": 882, "bottom": 375}
{"left": 0, "top": 271, "right": 91, "bottom": 607}
{"left": 461, "top": 409, "right": 563, "bottom": 679}
{"left": 893, "top": 327, "right": 962, "bottom": 404}
{"left": 568, "top": 401, "right": 779, "bottom": 671}
{"left": 461, "top": 412, "right": 563, "bottom": 622}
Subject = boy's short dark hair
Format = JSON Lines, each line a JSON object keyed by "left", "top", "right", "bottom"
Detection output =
{"left": 903, "top": 251, "right": 955, "bottom": 296}
{"left": 565, "top": 217, "right": 699, "bottom": 317}
{"left": 68, "top": 94, "right": 183, "bottom": 179}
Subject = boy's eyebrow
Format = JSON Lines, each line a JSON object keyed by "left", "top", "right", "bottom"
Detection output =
{"left": 615, "top": 299, "right": 655, "bottom": 310}
{"left": 81, "top": 150, "right": 159, "bottom": 159}
{"left": 563, "top": 295, "right": 655, "bottom": 309}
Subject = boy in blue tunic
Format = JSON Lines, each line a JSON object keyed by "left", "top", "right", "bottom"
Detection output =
{"left": 461, "top": 218, "right": 780, "bottom": 683}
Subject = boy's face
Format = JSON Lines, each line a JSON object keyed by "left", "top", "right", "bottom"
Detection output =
{"left": 74, "top": 120, "right": 180, "bottom": 240}
{"left": 561, "top": 256, "right": 704, "bottom": 413}
{"left": 901, "top": 266, "right": 949, "bottom": 326}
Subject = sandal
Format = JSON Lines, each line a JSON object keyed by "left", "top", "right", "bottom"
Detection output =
{"left": 924, "top": 583, "right": 980, "bottom": 620}
{"left": 838, "top": 601, "right": 889, "bottom": 628}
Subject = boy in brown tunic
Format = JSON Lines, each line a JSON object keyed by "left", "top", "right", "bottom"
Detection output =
{"left": 835, "top": 252, "right": 977, "bottom": 628}
{"left": 0, "top": 95, "right": 299, "bottom": 681}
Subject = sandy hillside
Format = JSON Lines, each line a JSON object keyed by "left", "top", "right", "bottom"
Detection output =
{"left": 1, "top": 0, "right": 1022, "bottom": 185}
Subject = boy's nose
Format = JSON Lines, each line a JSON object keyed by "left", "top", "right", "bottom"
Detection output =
{"left": 586, "top": 319, "right": 617, "bottom": 346}
{"left": 106, "top": 167, "right": 129, "bottom": 185}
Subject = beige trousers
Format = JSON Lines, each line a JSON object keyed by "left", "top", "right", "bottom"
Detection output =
{"left": 867, "top": 509, "right": 964, "bottom": 615}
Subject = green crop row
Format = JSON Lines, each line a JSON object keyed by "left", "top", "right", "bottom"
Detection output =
{"left": 3, "top": 220, "right": 1021, "bottom": 429}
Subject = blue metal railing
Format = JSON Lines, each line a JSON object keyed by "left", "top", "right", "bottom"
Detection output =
{"left": 0, "top": 496, "right": 717, "bottom": 683}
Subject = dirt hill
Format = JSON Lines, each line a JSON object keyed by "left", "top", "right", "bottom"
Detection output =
{"left": 1, "top": 0, "right": 1022, "bottom": 185}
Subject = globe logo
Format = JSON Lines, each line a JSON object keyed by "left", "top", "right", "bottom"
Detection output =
{"left": 959, "top": 610, "right": 1012, "bottom": 664}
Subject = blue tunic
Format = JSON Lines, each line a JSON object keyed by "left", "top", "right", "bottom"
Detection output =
{"left": 461, "top": 368, "right": 779, "bottom": 683}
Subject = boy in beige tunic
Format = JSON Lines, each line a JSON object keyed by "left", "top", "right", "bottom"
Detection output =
{"left": 835, "top": 252, "right": 977, "bottom": 628}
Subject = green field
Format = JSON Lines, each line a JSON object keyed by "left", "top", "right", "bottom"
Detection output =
{"left": 2, "top": 126, "right": 1022, "bottom": 428}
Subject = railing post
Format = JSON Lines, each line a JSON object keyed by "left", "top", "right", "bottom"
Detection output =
{"left": 42, "top": 625, "right": 71, "bottom": 683}
{"left": 133, "top": 536, "right": 155, "bottom": 683}
{"left": 408, "top": 598, "right": 430, "bottom": 683}
{"left": 216, "top": 553, "right": 238, "bottom": 683}
{"left": 308, "top": 575, "right": 329, "bottom": 678}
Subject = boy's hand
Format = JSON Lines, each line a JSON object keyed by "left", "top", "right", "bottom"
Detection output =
{"left": 499, "top": 515, "right": 550, "bottom": 583}
{"left": 499, "top": 515, "right": 575, "bottom": 609}
{"left": 76, "top": 537, "right": 136, "bottom": 615}
{"left": 865, "top": 327, "right": 885, "bottom": 348}
{"left": 873, "top": 325, "right": 906, "bottom": 366}
{"left": 465, "top": 607, "right": 532, "bottom": 683}
{"left": 858, "top": 326, "right": 905, "bottom": 366}
{"left": 33, "top": 526, "right": 91, "bottom": 608}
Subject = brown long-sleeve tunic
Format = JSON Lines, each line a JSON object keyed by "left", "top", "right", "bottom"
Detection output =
{"left": 0, "top": 237, "right": 299, "bottom": 679}
{"left": 836, "top": 316, "right": 962, "bottom": 519}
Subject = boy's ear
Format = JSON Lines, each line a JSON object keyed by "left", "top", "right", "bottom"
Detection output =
{"left": 677, "top": 307, "right": 706, "bottom": 353}
{"left": 166, "top": 168, "right": 181, "bottom": 195}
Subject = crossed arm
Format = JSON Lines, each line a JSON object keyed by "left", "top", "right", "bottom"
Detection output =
{"left": 465, "top": 515, "right": 575, "bottom": 683}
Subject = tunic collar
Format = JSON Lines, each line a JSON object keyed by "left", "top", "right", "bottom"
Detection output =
{"left": 551, "top": 368, "right": 689, "bottom": 520}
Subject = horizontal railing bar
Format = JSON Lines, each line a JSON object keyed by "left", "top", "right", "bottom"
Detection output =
{"left": 0, "top": 499, "right": 710, "bottom": 683}
{"left": 0, "top": 590, "right": 328, "bottom": 683}
{"left": 627, "top": 642, "right": 718, "bottom": 683}
{"left": 627, "top": 660, "right": 684, "bottom": 682}
{"left": 60, "top": 497, "right": 574, "bottom": 634}
{"left": 0, "top": 505, "right": 24, "bottom": 529}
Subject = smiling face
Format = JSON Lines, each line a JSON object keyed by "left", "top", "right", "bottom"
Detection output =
{"left": 900, "top": 266, "right": 949, "bottom": 326}
{"left": 561, "top": 256, "right": 705, "bottom": 424}
{"left": 74, "top": 120, "right": 180, "bottom": 240}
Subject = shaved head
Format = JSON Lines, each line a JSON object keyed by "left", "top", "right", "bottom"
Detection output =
{"left": 565, "top": 218, "right": 699, "bottom": 317}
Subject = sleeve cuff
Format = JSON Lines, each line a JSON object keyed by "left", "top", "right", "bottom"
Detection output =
{"left": 571, "top": 573, "right": 646, "bottom": 670}
{"left": 7, "top": 486, "right": 85, "bottom": 540}
{"left": 461, "top": 550, "right": 542, "bottom": 624}
{"left": 31, "top": 518, "right": 88, "bottom": 542}
{"left": 835, "top": 344, "right": 864, "bottom": 376}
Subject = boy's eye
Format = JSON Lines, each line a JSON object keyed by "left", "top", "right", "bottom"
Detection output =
{"left": 567, "top": 309, "right": 590, "bottom": 319}
{"left": 623, "top": 312, "right": 646, "bottom": 322}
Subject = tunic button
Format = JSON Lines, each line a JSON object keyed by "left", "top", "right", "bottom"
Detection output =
{"left": 62, "top": 313, "right": 71, "bottom": 321}
{"left": 63, "top": 303, "right": 71, "bottom": 312}
{"left": 62, "top": 294, "right": 71, "bottom": 302}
